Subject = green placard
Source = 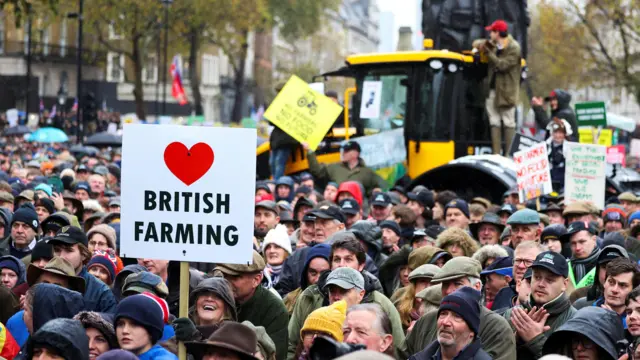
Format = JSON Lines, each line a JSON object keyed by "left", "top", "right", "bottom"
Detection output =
{"left": 575, "top": 101, "right": 607, "bottom": 127}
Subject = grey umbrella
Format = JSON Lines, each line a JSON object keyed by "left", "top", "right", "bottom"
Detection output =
{"left": 85, "top": 132, "right": 122, "bottom": 147}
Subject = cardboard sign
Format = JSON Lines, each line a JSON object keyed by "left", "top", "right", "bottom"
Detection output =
{"left": 263, "top": 75, "right": 343, "bottom": 151}
{"left": 578, "top": 128, "right": 612, "bottom": 146}
{"left": 508, "top": 132, "right": 541, "bottom": 157}
{"left": 343, "top": 128, "right": 406, "bottom": 169}
{"left": 564, "top": 142, "right": 606, "bottom": 210}
{"left": 120, "top": 124, "right": 256, "bottom": 264}
{"left": 359, "top": 81, "right": 383, "bottom": 119}
{"left": 513, "top": 142, "right": 553, "bottom": 202}
{"left": 575, "top": 101, "right": 607, "bottom": 127}
{"left": 606, "top": 145, "right": 626, "bottom": 166}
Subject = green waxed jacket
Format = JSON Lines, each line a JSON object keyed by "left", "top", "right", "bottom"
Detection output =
{"left": 503, "top": 293, "right": 576, "bottom": 360}
{"left": 399, "top": 306, "right": 516, "bottom": 360}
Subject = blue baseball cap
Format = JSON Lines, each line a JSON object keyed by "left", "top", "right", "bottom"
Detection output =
{"left": 480, "top": 257, "right": 513, "bottom": 277}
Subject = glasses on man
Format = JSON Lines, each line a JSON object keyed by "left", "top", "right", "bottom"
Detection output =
{"left": 514, "top": 258, "right": 534, "bottom": 267}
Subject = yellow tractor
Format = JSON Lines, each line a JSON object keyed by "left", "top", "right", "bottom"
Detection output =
{"left": 256, "top": 40, "right": 527, "bottom": 201}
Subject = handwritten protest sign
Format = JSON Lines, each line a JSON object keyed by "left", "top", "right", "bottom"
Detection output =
{"left": 121, "top": 124, "right": 256, "bottom": 264}
{"left": 606, "top": 145, "right": 626, "bottom": 166}
{"left": 513, "top": 142, "right": 553, "bottom": 203}
{"left": 264, "top": 75, "right": 343, "bottom": 151}
{"left": 508, "top": 133, "right": 541, "bottom": 157}
{"left": 564, "top": 142, "right": 606, "bottom": 210}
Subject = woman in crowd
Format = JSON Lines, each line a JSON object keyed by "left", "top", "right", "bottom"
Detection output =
{"left": 73, "top": 311, "right": 118, "bottom": 359}
{"left": 262, "top": 225, "right": 292, "bottom": 286}
{"left": 392, "top": 264, "right": 440, "bottom": 331}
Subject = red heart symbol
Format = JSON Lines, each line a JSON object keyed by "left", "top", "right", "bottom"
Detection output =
{"left": 163, "top": 142, "right": 214, "bottom": 186}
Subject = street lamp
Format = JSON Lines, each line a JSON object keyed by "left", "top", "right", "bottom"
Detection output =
{"left": 161, "top": 0, "right": 173, "bottom": 116}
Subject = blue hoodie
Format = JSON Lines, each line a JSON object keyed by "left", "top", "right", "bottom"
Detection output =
{"left": 275, "top": 176, "right": 295, "bottom": 203}
{"left": 138, "top": 344, "right": 178, "bottom": 360}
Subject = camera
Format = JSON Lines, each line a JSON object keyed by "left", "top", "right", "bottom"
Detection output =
{"left": 309, "top": 336, "right": 366, "bottom": 360}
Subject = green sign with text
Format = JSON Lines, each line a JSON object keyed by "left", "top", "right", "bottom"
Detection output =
{"left": 575, "top": 101, "right": 607, "bottom": 127}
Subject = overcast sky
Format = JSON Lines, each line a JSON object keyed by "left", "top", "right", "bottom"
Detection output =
{"left": 377, "top": 0, "right": 420, "bottom": 49}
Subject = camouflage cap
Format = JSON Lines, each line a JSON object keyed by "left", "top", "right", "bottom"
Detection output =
{"left": 214, "top": 250, "right": 266, "bottom": 276}
{"left": 431, "top": 257, "right": 481, "bottom": 284}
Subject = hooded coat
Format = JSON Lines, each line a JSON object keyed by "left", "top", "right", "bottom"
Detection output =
{"left": 378, "top": 246, "right": 411, "bottom": 297}
{"left": 503, "top": 293, "right": 576, "bottom": 360}
{"left": 350, "top": 222, "right": 387, "bottom": 269}
{"left": 32, "top": 283, "right": 85, "bottom": 333}
{"left": 400, "top": 306, "right": 516, "bottom": 360}
{"left": 23, "top": 318, "right": 89, "bottom": 360}
{"left": 283, "top": 244, "right": 331, "bottom": 314}
{"left": 573, "top": 244, "right": 629, "bottom": 310}
{"left": 189, "top": 277, "right": 237, "bottom": 322}
{"left": 73, "top": 311, "right": 118, "bottom": 349}
{"left": 436, "top": 228, "right": 479, "bottom": 257}
{"left": 337, "top": 181, "right": 364, "bottom": 208}
{"left": 287, "top": 269, "right": 404, "bottom": 360}
{"left": 542, "top": 307, "right": 624, "bottom": 360}
{"left": 275, "top": 176, "right": 295, "bottom": 203}
{"left": 0, "top": 255, "right": 26, "bottom": 289}
{"left": 533, "top": 89, "right": 577, "bottom": 141}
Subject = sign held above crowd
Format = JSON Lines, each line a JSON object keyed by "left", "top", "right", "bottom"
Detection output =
{"left": 513, "top": 142, "right": 553, "bottom": 203}
{"left": 120, "top": 124, "right": 256, "bottom": 264}
{"left": 263, "top": 75, "right": 343, "bottom": 151}
{"left": 564, "top": 142, "right": 607, "bottom": 210}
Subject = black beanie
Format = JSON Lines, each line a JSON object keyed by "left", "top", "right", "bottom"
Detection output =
{"left": 438, "top": 287, "right": 481, "bottom": 335}
{"left": 114, "top": 293, "right": 167, "bottom": 344}
{"left": 12, "top": 204, "right": 39, "bottom": 231}
{"left": 35, "top": 198, "right": 55, "bottom": 216}
{"left": 31, "top": 240, "right": 54, "bottom": 262}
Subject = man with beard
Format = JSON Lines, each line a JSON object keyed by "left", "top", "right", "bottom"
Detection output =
{"left": 409, "top": 287, "right": 490, "bottom": 360}
{"left": 254, "top": 201, "right": 280, "bottom": 244}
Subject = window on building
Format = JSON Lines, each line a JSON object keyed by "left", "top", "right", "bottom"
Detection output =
{"left": 201, "top": 54, "right": 219, "bottom": 86}
{"left": 142, "top": 54, "right": 158, "bottom": 83}
{"left": 106, "top": 51, "right": 124, "bottom": 82}
{"left": 60, "top": 18, "right": 67, "bottom": 57}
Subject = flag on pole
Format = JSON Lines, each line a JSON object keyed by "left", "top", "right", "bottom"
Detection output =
{"left": 170, "top": 55, "right": 188, "bottom": 106}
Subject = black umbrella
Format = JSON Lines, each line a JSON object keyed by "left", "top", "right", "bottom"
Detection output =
{"left": 69, "top": 144, "right": 100, "bottom": 156}
{"left": 4, "top": 125, "right": 32, "bottom": 136}
{"left": 85, "top": 132, "right": 122, "bottom": 147}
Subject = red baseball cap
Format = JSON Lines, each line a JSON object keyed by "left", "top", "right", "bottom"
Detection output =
{"left": 485, "top": 20, "right": 508, "bottom": 32}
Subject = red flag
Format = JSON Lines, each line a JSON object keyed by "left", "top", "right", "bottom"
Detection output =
{"left": 170, "top": 56, "right": 188, "bottom": 106}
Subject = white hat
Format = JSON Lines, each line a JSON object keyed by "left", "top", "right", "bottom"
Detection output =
{"left": 262, "top": 224, "right": 292, "bottom": 255}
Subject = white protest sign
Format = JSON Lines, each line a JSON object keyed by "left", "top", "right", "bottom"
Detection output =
{"left": 564, "top": 142, "right": 606, "bottom": 210}
{"left": 631, "top": 138, "right": 640, "bottom": 158}
{"left": 120, "top": 124, "right": 256, "bottom": 264}
{"left": 359, "top": 81, "right": 382, "bottom": 119}
{"left": 6, "top": 109, "right": 18, "bottom": 127}
{"left": 513, "top": 142, "right": 553, "bottom": 203}
{"left": 342, "top": 128, "right": 406, "bottom": 169}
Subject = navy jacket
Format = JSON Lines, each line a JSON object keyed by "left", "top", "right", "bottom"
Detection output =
{"left": 410, "top": 339, "right": 492, "bottom": 360}
{"left": 80, "top": 267, "right": 117, "bottom": 313}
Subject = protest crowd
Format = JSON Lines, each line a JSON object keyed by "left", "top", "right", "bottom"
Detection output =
{"left": 0, "top": 16, "right": 639, "bottom": 360}
{"left": 0, "top": 123, "right": 639, "bottom": 360}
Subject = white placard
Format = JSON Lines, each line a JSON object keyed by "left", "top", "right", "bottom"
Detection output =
{"left": 513, "top": 142, "right": 553, "bottom": 203}
{"left": 120, "top": 124, "right": 257, "bottom": 264}
{"left": 564, "top": 142, "right": 606, "bottom": 210}
{"left": 342, "top": 128, "right": 406, "bottom": 169}
{"left": 359, "top": 81, "right": 382, "bottom": 119}
{"left": 6, "top": 109, "right": 18, "bottom": 127}
{"left": 631, "top": 138, "right": 640, "bottom": 158}
{"left": 308, "top": 82, "right": 325, "bottom": 95}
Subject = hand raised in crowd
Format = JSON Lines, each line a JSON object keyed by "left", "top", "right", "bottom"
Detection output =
{"left": 51, "top": 192, "right": 65, "bottom": 211}
{"left": 510, "top": 306, "right": 550, "bottom": 343}
{"left": 531, "top": 96, "right": 544, "bottom": 107}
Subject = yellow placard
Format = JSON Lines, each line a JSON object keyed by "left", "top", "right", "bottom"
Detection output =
{"left": 579, "top": 128, "right": 612, "bottom": 147}
{"left": 264, "top": 75, "right": 343, "bottom": 151}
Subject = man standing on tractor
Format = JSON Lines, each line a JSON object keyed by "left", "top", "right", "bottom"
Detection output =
{"left": 476, "top": 20, "right": 522, "bottom": 155}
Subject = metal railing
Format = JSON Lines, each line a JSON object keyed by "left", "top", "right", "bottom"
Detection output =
{"left": 1, "top": 41, "right": 107, "bottom": 66}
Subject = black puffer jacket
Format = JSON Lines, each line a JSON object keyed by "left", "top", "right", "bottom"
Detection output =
{"left": 533, "top": 89, "right": 577, "bottom": 141}
{"left": 542, "top": 307, "right": 624, "bottom": 360}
